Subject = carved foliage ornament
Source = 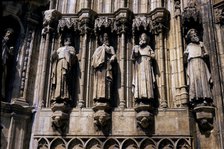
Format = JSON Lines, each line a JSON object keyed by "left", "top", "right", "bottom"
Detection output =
{"left": 214, "top": 8, "right": 224, "bottom": 25}
{"left": 182, "top": 0, "right": 202, "bottom": 24}
{"left": 94, "top": 17, "right": 115, "bottom": 33}
{"left": 58, "top": 18, "right": 79, "bottom": 32}
{"left": 132, "top": 16, "right": 153, "bottom": 33}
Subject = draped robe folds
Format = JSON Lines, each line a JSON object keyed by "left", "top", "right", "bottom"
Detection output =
{"left": 132, "top": 45, "right": 155, "bottom": 100}
{"left": 51, "top": 46, "right": 75, "bottom": 101}
{"left": 91, "top": 44, "right": 115, "bottom": 101}
{"left": 184, "top": 42, "right": 212, "bottom": 101}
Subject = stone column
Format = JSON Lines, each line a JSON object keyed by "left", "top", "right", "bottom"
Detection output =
{"left": 174, "top": 0, "right": 188, "bottom": 107}
{"left": 78, "top": 9, "right": 96, "bottom": 108}
{"left": 34, "top": 9, "right": 61, "bottom": 107}
{"left": 115, "top": 9, "right": 133, "bottom": 109}
{"left": 151, "top": 8, "right": 170, "bottom": 108}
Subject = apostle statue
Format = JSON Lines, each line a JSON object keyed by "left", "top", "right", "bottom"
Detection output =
{"left": 132, "top": 33, "right": 155, "bottom": 103}
{"left": 50, "top": 36, "right": 76, "bottom": 103}
{"left": 184, "top": 29, "right": 212, "bottom": 104}
{"left": 91, "top": 33, "right": 116, "bottom": 102}
{"left": 1, "top": 28, "right": 14, "bottom": 100}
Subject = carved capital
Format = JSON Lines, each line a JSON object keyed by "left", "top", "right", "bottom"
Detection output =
{"left": 94, "top": 17, "right": 115, "bottom": 34}
{"left": 194, "top": 106, "right": 215, "bottom": 133}
{"left": 78, "top": 9, "right": 96, "bottom": 35}
{"left": 58, "top": 17, "right": 79, "bottom": 32}
{"left": 42, "top": 9, "right": 61, "bottom": 36}
{"left": 151, "top": 8, "right": 170, "bottom": 35}
{"left": 214, "top": 8, "right": 224, "bottom": 26}
{"left": 174, "top": 0, "right": 181, "bottom": 17}
{"left": 115, "top": 8, "right": 133, "bottom": 34}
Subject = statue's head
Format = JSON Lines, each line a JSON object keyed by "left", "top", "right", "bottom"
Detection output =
{"left": 102, "top": 33, "right": 109, "bottom": 46}
{"left": 4, "top": 28, "right": 14, "bottom": 40}
{"left": 187, "top": 29, "right": 200, "bottom": 44}
{"left": 64, "top": 36, "right": 72, "bottom": 46}
{"left": 139, "top": 33, "right": 148, "bottom": 47}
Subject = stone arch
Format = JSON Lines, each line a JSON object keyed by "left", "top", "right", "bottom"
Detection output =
{"left": 67, "top": 138, "right": 84, "bottom": 149}
{"left": 85, "top": 138, "right": 102, "bottom": 149}
{"left": 50, "top": 138, "right": 66, "bottom": 149}
{"left": 38, "top": 138, "right": 49, "bottom": 149}
{"left": 121, "top": 138, "right": 139, "bottom": 149}
{"left": 140, "top": 138, "right": 156, "bottom": 149}
{"left": 158, "top": 138, "right": 174, "bottom": 149}
{"left": 103, "top": 138, "right": 120, "bottom": 149}
{"left": 175, "top": 138, "right": 191, "bottom": 149}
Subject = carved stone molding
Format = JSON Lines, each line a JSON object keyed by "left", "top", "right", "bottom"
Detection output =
{"left": 151, "top": 8, "right": 170, "bottom": 35}
{"left": 194, "top": 106, "right": 215, "bottom": 133}
{"left": 34, "top": 136, "right": 192, "bottom": 149}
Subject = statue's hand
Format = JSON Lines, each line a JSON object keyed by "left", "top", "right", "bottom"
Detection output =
{"left": 9, "top": 47, "right": 14, "bottom": 55}
{"left": 110, "top": 55, "right": 116, "bottom": 63}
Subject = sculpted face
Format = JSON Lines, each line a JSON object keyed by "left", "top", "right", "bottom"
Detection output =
{"left": 139, "top": 33, "right": 148, "bottom": 47}
{"left": 64, "top": 37, "right": 71, "bottom": 46}
{"left": 190, "top": 31, "right": 199, "bottom": 43}
{"left": 103, "top": 33, "right": 109, "bottom": 46}
{"left": 4, "top": 28, "right": 14, "bottom": 41}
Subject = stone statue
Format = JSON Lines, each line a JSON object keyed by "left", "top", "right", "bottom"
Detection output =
{"left": 91, "top": 33, "right": 116, "bottom": 102}
{"left": 132, "top": 33, "right": 155, "bottom": 103}
{"left": 1, "top": 28, "right": 14, "bottom": 100}
{"left": 184, "top": 29, "right": 212, "bottom": 104}
{"left": 50, "top": 36, "right": 76, "bottom": 103}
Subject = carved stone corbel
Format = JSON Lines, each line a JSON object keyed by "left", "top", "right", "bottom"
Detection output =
{"left": 194, "top": 106, "right": 215, "bottom": 133}
{"left": 92, "top": 103, "right": 111, "bottom": 131}
{"left": 135, "top": 105, "right": 154, "bottom": 130}
{"left": 51, "top": 102, "right": 71, "bottom": 133}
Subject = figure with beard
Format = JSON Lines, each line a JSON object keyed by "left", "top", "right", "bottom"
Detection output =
{"left": 184, "top": 29, "right": 212, "bottom": 103}
{"left": 131, "top": 33, "right": 155, "bottom": 103}
{"left": 91, "top": 33, "right": 116, "bottom": 102}
{"left": 1, "top": 28, "right": 14, "bottom": 100}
